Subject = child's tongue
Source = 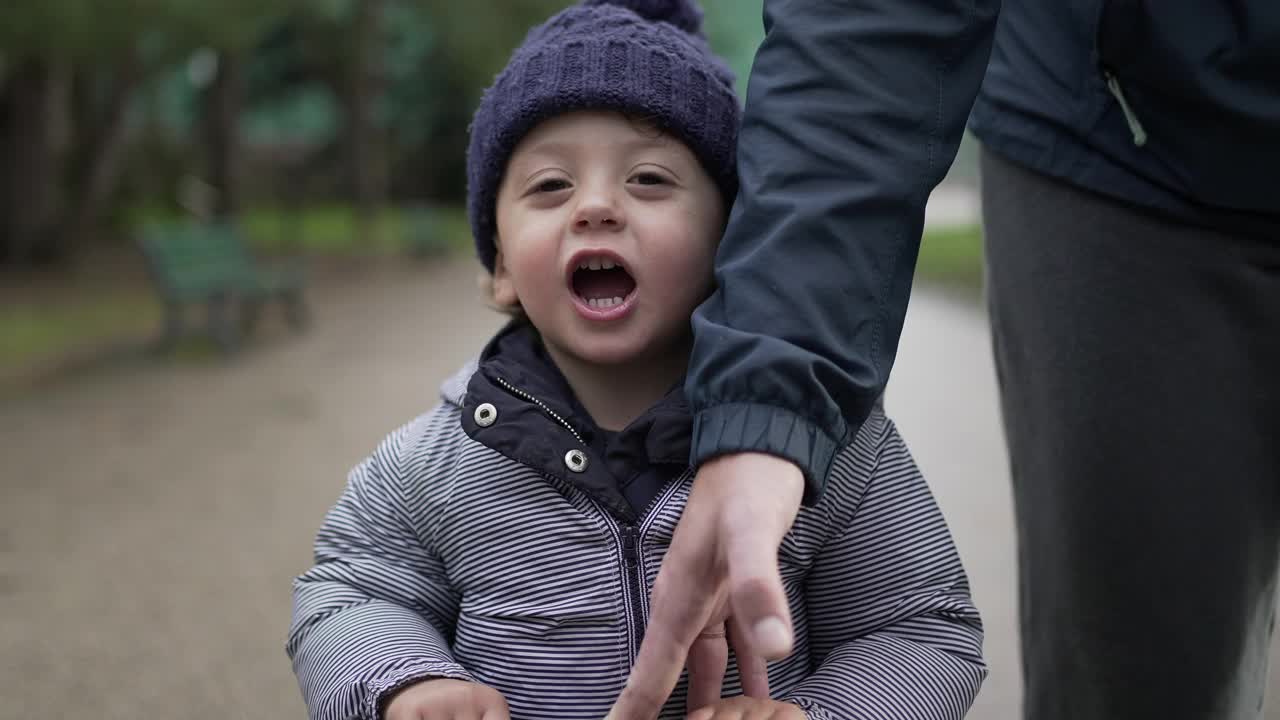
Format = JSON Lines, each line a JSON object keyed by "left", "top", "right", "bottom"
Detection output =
{"left": 574, "top": 268, "right": 636, "bottom": 301}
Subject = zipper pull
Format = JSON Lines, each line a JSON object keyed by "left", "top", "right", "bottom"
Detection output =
{"left": 622, "top": 526, "right": 639, "bottom": 568}
{"left": 1105, "top": 71, "right": 1148, "bottom": 147}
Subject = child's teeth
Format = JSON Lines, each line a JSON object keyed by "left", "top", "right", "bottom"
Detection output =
{"left": 584, "top": 296, "right": 626, "bottom": 309}
{"left": 601, "top": 259, "right": 615, "bottom": 270}
{"left": 588, "top": 259, "right": 602, "bottom": 270}
{"left": 579, "top": 262, "right": 589, "bottom": 270}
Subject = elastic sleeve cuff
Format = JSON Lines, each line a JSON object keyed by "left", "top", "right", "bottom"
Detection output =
{"left": 690, "top": 403, "right": 845, "bottom": 505}
{"left": 365, "top": 662, "right": 476, "bottom": 720}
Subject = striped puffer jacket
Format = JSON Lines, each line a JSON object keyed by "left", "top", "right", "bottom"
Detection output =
{"left": 288, "top": 361, "right": 986, "bottom": 720}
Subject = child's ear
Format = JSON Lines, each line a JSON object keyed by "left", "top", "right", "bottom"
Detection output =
{"left": 491, "top": 244, "right": 519, "bottom": 307}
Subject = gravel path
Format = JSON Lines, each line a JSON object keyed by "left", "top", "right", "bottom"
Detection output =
{"left": 1, "top": 259, "right": 502, "bottom": 719}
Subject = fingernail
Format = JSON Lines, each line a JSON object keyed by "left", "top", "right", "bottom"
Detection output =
{"left": 752, "top": 617, "right": 791, "bottom": 657}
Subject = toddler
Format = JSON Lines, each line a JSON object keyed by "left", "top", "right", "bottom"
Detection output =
{"left": 288, "top": 2, "right": 986, "bottom": 718}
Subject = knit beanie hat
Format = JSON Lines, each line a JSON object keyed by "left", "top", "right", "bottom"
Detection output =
{"left": 467, "top": 0, "right": 741, "bottom": 273}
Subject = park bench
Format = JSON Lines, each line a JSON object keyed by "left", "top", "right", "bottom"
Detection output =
{"left": 138, "top": 221, "right": 309, "bottom": 353}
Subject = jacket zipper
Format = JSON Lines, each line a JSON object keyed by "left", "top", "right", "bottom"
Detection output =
{"left": 493, "top": 376, "right": 585, "bottom": 445}
{"left": 615, "top": 476, "right": 690, "bottom": 661}
{"left": 1104, "top": 70, "right": 1148, "bottom": 147}
{"left": 492, "top": 375, "right": 648, "bottom": 658}
{"left": 620, "top": 524, "right": 647, "bottom": 662}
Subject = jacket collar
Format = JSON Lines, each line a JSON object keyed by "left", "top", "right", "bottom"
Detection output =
{"left": 459, "top": 321, "right": 692, "bottom": 522}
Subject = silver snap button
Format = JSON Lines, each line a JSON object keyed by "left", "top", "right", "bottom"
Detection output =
{"left": 474, "top": 403, "right": 498, "bottom": 427}
{"left": 564, "top": 449, "right": 588, "bottom": 473}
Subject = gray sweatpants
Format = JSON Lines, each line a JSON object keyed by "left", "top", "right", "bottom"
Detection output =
{"left": 981, "top": 148, "right": 1280, "bottom": 720}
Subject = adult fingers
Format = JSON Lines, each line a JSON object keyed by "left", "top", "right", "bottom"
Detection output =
{"left": 607, "top": 544, "right": 723, "bottom": 720}
{"left": 685, "top": 622, "right": 729, "bottom": 713}
{"left": 726, "top": 615, "right": 770, "bottom": 698}
{"left": 480, "top": 692, "right": 510, "bottom": 720}
{"left": 703, "top": 453, "right": 804, "bottom": 660}
{"left": 687, "top": 701, "right": 746, "bottom": 720}
{"left": 724, "top": 514, "right": 794, "bottom": 660}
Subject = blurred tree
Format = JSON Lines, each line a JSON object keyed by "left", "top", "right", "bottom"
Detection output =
{"left": 0, "top": 0, "right": 293, "bottom": 264}
{"left": 701, "top": 0, "right": 764, "bottom": 96}
{"left": 392, "top": 0, "right": 568, "bottom": 204}
{"left": 64, "top": 48, "right": 142, "bottom": 258}
{"left": 0, "top": 0, "right": 766, "bottom": 265}
{"left": 344, "top": 0, "right": 387, "bottom": 231}
{"left": 0, "top": 56, "right": 64, "bottom": 264}
{"left": 240, "top": 0, "right": 393, "bottom": 232}
{"left": 204, "top": 48, "right": 247, "bottom": 218}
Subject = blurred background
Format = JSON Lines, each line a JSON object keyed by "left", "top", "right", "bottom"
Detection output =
{"left": 0, "top": 0, "right": 980, "bottom": 382}
{"left": 20, "top": 1, "right": 1268, "bottom": 719}
{"left": 0, "top": 0, "right": 771, "bottom": 268}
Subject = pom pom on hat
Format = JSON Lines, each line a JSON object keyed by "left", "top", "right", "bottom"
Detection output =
{"left": 580, "top": 0, "right": 704, "bottom": 34}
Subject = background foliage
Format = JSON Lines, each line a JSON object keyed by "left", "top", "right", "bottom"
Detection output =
{"left": 0, "top": 0, "right": 767, "bottom": 265}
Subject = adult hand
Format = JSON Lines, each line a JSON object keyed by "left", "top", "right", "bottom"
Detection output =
{"left": 383, "top": 678, "right": 510, "bottom": 720}
{"left": 687, "top": 696, "right": 806, "bottom": 720}
{"left": 606, "top": 452, "right": 805, "bottom": 720}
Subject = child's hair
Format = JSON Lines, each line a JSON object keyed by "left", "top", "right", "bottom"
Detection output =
{"left": 464, "top": 0, "right": 741, "bottom": 279}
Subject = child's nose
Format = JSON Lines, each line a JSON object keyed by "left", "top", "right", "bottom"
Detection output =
{"left": 572, "top": 192, "right": 625, "bottom": 233}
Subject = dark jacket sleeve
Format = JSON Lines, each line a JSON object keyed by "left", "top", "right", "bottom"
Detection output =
{"left": 686, "top": 0, "right": 999, "bottom": 501}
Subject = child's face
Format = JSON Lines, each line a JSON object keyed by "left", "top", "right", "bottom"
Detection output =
{"left": 493, "top": 111, "right": 724, "bottom": 369}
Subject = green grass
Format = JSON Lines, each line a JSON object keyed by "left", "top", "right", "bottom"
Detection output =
{"left": 3, "top": 204, "right": 475, "bottom": 382}
{"left": 242, "top": 206, "right": 406, "bottom": 255}
{"left": 916, "top": 224, "right": 984, "bottom": 290}
{"left": 0, "top": 295, "right": 159, "bottom": 375}
{"left": 130, "top": 204, "right": 473, "bottom": 257}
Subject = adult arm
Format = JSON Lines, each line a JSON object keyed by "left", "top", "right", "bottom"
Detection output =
{"left": 612, "top": 2, "right": 998, "bottom": 717}
{"left": 687, "top": 0, "right": 999, "bottom": 499}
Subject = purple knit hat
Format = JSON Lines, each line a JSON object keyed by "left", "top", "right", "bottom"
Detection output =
{"left": 466, "top": 0, "right": 740, "bottom": 272}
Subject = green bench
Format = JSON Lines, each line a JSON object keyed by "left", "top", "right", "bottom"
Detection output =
{"left": 138, "top": 221, "right": 309, "bottom": 352}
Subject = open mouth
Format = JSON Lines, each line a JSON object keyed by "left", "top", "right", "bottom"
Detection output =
{"left": 570, "top": 254, "right": 637, "bottom": 310}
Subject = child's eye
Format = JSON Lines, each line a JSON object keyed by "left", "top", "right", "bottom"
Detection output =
{"left": 535, "top": 178, "right": 571, "bottom": 193}
{"left": 630, "top": 172, "right": 669, "bottom": 186}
